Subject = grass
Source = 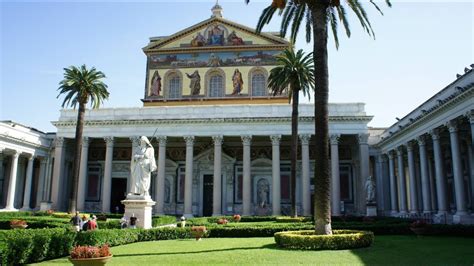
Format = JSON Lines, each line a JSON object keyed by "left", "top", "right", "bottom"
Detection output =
{"left": 36, "top": 235, "right": 474, "bottom": 265}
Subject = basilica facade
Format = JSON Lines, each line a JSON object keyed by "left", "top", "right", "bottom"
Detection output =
{"left": 1, "top": 4, "right": 473, "bottom": 223}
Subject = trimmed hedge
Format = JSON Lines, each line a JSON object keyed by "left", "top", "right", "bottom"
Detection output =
{"left": 152, "top": 216, "right": 177, "bottom": 227}
{"left": 274, "top": 230, "right": 374, "bottom": 250}
{"left": 207, "top": 222, "right": 314, "bottom": 237}
{"left": 276, "top": 216, "right": 312, "bottom": 223}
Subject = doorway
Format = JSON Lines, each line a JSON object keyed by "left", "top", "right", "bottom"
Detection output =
{"left": 202, "top": 174, "right": 213, "bottom": 217}
{"left": 110, "top": 178, "right": 127, "bottom": 213}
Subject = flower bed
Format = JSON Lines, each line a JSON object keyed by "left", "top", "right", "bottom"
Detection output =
{"left": 274, "top": 230, "right": 374, "bottom": 250}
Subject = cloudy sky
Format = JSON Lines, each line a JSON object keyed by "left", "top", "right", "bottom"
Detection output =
{"left": 1, "top": 0, "right": 472, "bottom": 132}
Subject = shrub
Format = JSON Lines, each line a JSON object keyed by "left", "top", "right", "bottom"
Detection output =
{"left": 152, "top": 216, "right": 177, "bottom": 227}
{"left": 274, "top": 230, "right": 374, "bottom": 250}
{"left": 206, "top": 222, "right": 313, "bottom": 238}
{"left": 276, "top": 216, "right": 312, "bottom": 223}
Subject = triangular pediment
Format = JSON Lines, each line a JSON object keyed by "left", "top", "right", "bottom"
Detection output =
{"left": 143, "top": 17, "right": 288, "bottom": 53}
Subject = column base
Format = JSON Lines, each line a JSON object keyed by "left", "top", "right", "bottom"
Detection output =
{"left": 366, "top": 205, "right": 377, "bottom": 217}
{"left": 0, "top": 207, "right": 18, "bottom": 212}
{"left": 433, "top": 213, "right": 448, "bottom": 224}
{"left": 453, "top": 213, "right": 472, "bottom": 224}
{"left": 183, "top": 213, "right": 194, "bottom": 218}
{"left": 399, "top": 210, "right": 408, "bottom": 215}
{"left": 39, "top": 201, "right": 52, "bottom": 211}
{"left": 409, "top": 211, "right": 419, "bottom": 214}
{"left": 390, "top": 210, "right": 398, "bottom": 216}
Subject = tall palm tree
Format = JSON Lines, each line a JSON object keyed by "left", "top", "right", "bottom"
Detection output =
{"left": 246, "top": 0, "right": 391, "bottom": 234}
{"left": 268, "top": 47, "right": 314, "bottom": 217}
{"left": 57, "top": 65, "right": 109, "bottom": 213}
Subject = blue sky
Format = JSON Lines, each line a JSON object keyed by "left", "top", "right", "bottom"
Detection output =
{"left": 1, "top": 0, "right": 472, "bottom": 132}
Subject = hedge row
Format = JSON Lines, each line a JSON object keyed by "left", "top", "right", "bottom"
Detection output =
{"left": 0, "top": 227, "right": 191, "bottom": 265}
{"left": 274, "top": 230, "right": 374, "bottom": 250}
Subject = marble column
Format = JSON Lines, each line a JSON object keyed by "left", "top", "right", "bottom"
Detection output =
{"left": 417, "top": 136, "right": 432, "bottom": 213}
{"left": 330, "top": 134, "right": 341, "bottom": 216}
{"left": 101, "top": 137, "right": 114, "bottom": 213}
{"left": 77, "top": 137, "right": 90, "bottom": 211}
{"left": 375, "top": 155, "right": 385, "bottom": 213}
{"left": 184, "top": 136, "right": 195, "bottom": 217}
{"left": 270, "top": 135, "right": 281, "bottom": 216}
{"left": 447, "top": 121, "right": 467, "bottom": 215}
{"left": 35, "top": 157, "right": 48, "bottom": 209}
{"left": 51, "top": 137, "right": 65, "bottom": 210}
{"left": 5, "top": 151, "right": 20, "bottom": 210}
{"left": 155, "top": 136, "right": 167, "bottom": 215}
{"left": 358, "top": 134, "right": 370, "bottom": 214}
{"left": 397, "top": 146, "right": 408, "bottom": 214}
{"left": 242, "top": 135, "right": 252, "bottom": 216}
{"left": 21, "top": 155, "right": 35, "bottom": 210}
{"left": 388, "top": 152, "right": 398, "bottom": 214}
{"left": 300, "top": 134, "right": 311, "bottom": 216}
{"left": 467, "top": 110, "right": 474, "bottom": 213}
{"left": 406, "top": 142, "right": 418, "bottom": 213}
{"left": 212, "top": 135, "right": 223, "bottom": 216}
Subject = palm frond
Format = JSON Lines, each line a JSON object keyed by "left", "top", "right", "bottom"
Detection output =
{"left": 328, "top": 8, "right": 340, "bottom": 49}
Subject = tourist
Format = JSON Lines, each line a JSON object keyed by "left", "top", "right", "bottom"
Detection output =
{"left": 70, "top": 212, "right": 81, "bottom": 232}
{"left": 88, "top": 215, "right": 98, "bottom": 230}
{"left": 81, "top": 215, "right": 89, "bottom": 231}
{"left": 120, "top": 215, "right": 128, "bottom": 229}
{"left": 129, "top": 213, "right": 138, "bottom": 229}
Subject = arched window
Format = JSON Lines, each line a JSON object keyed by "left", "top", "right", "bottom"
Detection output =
{"left": 168, "top": 75, "right": 181, "bottom": 99}
{"left": 209, "top": 74, "right": 224, "bottom": 97}
{"left": 251, "top": 73, "right": 266, "bottom": 96}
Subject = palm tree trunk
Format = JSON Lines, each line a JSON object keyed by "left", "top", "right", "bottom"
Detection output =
{"left": 290, "top": 86, "right": 299, "bottom": 218}
{"left": 311, "top": 3, "right": 332, "bottom": 235}
{"left": 69, "top": 101, "right": 85, "bottom": 213}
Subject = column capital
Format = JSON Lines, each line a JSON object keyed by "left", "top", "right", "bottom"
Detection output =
{"left": 446, "top": 120, "right": 458, "bottom": 133}
{"left": 54, "top": 137, "right": 65, "bottom": 147}
{"left": 241, "top": 135, "right": 252, "bottom": 146}
{"left": 130, "top": 136, "right": 141, "bottom": 147}
{"left": 330, "top": 134, "right": 340, "bottom": 145}
{"left": 270, "top": 135, "right": 281, "bottom": 145}
{"left": 358, "top": 133, "right": 369, "bottom": 145}
{"left": 417, "top": 135, "right": 426, "bottom": 146}
{"left": 377, "top": 154, "right": 386, "bottom": 163}
{"left": 82, "top": 136, "right": 90, "bottom": 147}
{"left": 212, "top": 135, "right": 224, "bottom": 145}
{"left": 184, "top": 136, "right": 195, "bottom": 146}
{"left": 104, "top": 136, "right": 114, "bottom": 147}
{"left": 157, "top": 136, "right": 167, "bottom": 146}
{"left": 406, "top": 141, "right": 415, "bottom": 152}
{"left": 466, "top": 109, "right": 474, "bottom": 123}
{"left": 429, "top": 128, "right": 441, "bottom": 140}
{"left": 25, "top": 153, "right": 35, "bottom": 160}
{"left": 396, "top": 146, "right": 404, "bottom": 156}
{"left": 299, "top": 134, "right": 311, "bottom": 145}
{"left": 387, "top": 150, "right": 395, "bottom": 160}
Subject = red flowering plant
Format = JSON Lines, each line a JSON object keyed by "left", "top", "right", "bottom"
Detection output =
{"left": 217, "top": 218, "right": 228, "bottom": 225}
{"left": 190, "top": 226, "right": 207, "bottom": 240}
{"left": 10, "top": 219, "right": 27, "bottom": 226}
{"left": 233, "top": 214, "right": 241, "bottom": 222}
{"left": 70, "top": 245, "right": 112, "bottom": 259}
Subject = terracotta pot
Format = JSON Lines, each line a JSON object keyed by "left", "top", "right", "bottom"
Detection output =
{"left": 68, "top": 255, "right": 113, "bottom": 266}
{"left": 10, "top": 224, "right": 28, "bottom": 229}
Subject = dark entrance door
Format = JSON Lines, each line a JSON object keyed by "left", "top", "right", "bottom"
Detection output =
{"left": 202, "top": 174, "right": 213, "bottom": 217}
{"left": 110, "top": 178, "right": 127, "bottom": 213}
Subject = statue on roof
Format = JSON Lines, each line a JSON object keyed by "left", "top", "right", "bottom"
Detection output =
{"left": 186, "top": 70, "right": 201, "bottom": 96}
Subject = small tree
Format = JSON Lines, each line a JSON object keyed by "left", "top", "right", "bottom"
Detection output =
{"left": 57, "top": 65, "right": 109, "bottom": 213}
{"left": 268, "top": 47, "right": 314, "bottom": 217}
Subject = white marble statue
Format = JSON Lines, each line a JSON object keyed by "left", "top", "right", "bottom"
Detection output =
{"left": 130, "top": 136, "right": 157, "bottom": 196}
{"left": 365, "top": 175, "right": 376, "bottom": 203}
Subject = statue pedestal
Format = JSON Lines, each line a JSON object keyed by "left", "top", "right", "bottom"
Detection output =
{"left": 366, "top": 204, "right": 377, "bottom": 217}
{"left": 121, "top": 195, "right": 156, "bottom": 229}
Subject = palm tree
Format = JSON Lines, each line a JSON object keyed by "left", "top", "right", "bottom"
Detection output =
{"left": 268, "top": 47, "right": 314, "bottom": 217}
{"left": 57, "top": 65, "right": 109, "bottom": 213}
{"left": 246, "top": 0, "right": 391, "bottom": 234}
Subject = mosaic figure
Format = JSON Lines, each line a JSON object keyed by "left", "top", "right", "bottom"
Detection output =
{"left": 186, "top": 70, "right": 201, "bottom": 95}
{"left": 231, "top": 69, "right": 244, "bottom": 95}
{"left": 150, "top": 71, "right": 161, "bottom": 96}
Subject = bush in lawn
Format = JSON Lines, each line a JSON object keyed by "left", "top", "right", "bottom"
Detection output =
{"left": 276, "top": 216, "right": 312, "bottom": 223}
{"left": 97, "top": 219, "right": 121, "bottom": 229}
{"left": 0, "top": 217, "right": 69, "bottom": 230}
{"left": 152, "top": 215, "right": 177, "bottom": 227}
{"left": 0, "top": 228, "right": 75, "bottom": 265}
{"left": 0, "top": 211, "right": 34, "bottom": 218}
{"left": 207, "top": 222, "right": 313, "bottom": 238}
{"left": 274, "top": 230, "right": 374, "bottom": 250}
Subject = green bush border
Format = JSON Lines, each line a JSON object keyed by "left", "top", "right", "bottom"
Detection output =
{"left": 274, "top": 230, "right": 374, "bottom": 250}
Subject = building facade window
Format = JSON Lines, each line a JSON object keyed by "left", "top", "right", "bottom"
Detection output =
{"left": 251, "top": 73, "right": 266, "bottom": 96}
{"left": 209, "top": 74, "right": 224, "bottom": 97}
{"left": 168, "top": 75, "right": 182, "bottom": 99}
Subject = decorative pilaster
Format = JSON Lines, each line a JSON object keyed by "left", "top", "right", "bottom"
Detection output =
{"left": 358, "top": 133, "right": 370, "bottom": 214}
{"left": 446, "top": 120, "right": 467, "bottom": 216}
{"left": 155, "top": 136, "right": 167, "bottom": 215}
{"left": 50, "top": 137, "right": 65, "bottom": 210}
{"left": 396, "top": 146, "right": 408, "bottom": 214}
{"left": 330, "top": 134, "right": 341, "bottom": 216}
{"left": 21, "top": 155, "right": 35, "bottom": 210}
{"left": 406, "top": 142, "right": 418, "bottom": 213}
{"left": 5, "top": 151, "right": 20, "bottom": 210}
{"left": 388, "top": 151, "right": 398, "bottom": 214}
{"left": 184, "top": 136, "right": 195, "bottom": 217}
{"left": 417, "top": 136, "right": 432, "bottom": 213}
{"left": 212, "top": 135, "right": 223, "bottom": 216}
{"left": 77, "top": 137, "right": 90, "bottom": 211}
{"left": 241, "top": 135, "right": 252, "bottom": 216}
{"left": 102, "top": 137, "right": 114, "bottom": 213}
{"left": 270, "top": 135, "right": 281, "bottom": 216}
{"left": 300, "top": 134, "right": 311, "bottom": 216}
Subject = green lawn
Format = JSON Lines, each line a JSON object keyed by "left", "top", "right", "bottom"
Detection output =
{"left": 36, "top": 236, "right": 474, "bottom": 265}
